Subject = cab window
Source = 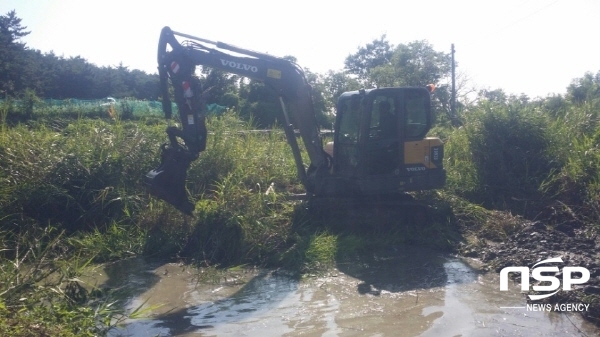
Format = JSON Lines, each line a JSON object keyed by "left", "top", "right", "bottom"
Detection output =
{"left": 369, "top": 96, "right": 398, "bottom": 139}
{"left": 338, "top": 98, "right": 361, "bottom": 144}
{"left": 404, "top": 90, "right": 429, "bottom": 138}
{"left": 335, "top": 96, "right": 362, "bottom": 174}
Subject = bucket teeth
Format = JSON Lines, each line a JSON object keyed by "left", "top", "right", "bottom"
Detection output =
{"left": 145, "top": 145, "right": 196, "bottom": 215}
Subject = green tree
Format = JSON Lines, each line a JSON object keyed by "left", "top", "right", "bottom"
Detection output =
{"left": 323, "top": 70, "right": 361, "bottom": 102}
{"left": 0, "top": 10, "right": 161, "bottom": 100}
{"left": 391, "top": 41, "right": 451, "bottom": 86}
{"left": 94, "top": 65, "right": 128, "bottom": 98}
{"left": 363, "top": 40, "right": 451, "bottom": 89}
{"left": 541, "top": 93, "right": 567, "bottom": 118}
{"left": 345, "top": 38, "right": 452, "bottom": 123}
{"left": 567, "top": 71, "right": 600, "bottom": 106}
{"left": 344, "top": 34, "right": 394, "bottom": 86}
{"left": 7, "top": 48, "right": 53, "bottom": 97}
{"left": 304, "top": 69, "right": 333, "bottom": 128}
{"left": 0, "top": 10, "right": 30, "bottom": 96}
{"left": 56, "top": 56, "right": 96, "bottom": 98}
{"left": 345, "top": 37, "right": 450, "bottom": 86}
{"left": 125, "top": 69, "right": 160, "bottom": 100}
{"left": 236, "top": 56, "right": 333, "bottom": 128}
{"left": 478, "top": 88, "right": 508, "bottom": 104}
{"left": 197, "top": 66, "right": 240, "bottom": 107}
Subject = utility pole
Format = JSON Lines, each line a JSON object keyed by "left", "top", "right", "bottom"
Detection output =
{"left": 451, "top": 44, "right": 456, "bottom": 124}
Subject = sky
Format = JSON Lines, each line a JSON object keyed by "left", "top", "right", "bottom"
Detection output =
{"left": 1, "top": 0, "right": 598, "bottom": 99}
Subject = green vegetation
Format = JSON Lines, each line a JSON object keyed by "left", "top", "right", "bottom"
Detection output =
{"left": 2, "top": 72, "right": 600, "bottom": 337}
{"left": 0, "top": 96, "right": 459, "bottom": 335}
{"left": 0, "top": 98, "right": 333, "bottom": 335}
{"left": 2, "top": 8, "right": 600, "bottom": 335}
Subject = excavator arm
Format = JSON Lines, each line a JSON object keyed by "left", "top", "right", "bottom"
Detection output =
{"left": 146, "top": 26, "right": 329, "bottom": 214}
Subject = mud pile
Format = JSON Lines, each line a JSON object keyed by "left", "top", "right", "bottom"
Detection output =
{"left": 459, "top": 215, "right": 600, "bottom": 324}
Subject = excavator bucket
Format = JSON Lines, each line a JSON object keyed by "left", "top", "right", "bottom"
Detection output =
{"left": 145, "top": 144, "right": 196, "bottom": 215}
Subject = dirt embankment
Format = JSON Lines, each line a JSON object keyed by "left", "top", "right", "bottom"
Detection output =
{"left": 458, "top": 212, "right": 600, "bottom": 324}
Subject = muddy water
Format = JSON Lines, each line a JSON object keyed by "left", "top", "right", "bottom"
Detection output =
{"left": 89, "top": 247, "right": 600, "bottom": 337}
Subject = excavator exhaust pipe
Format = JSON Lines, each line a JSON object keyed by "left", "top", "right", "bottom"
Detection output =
{"left": 145, "top": 144, "right": 196, "bottom": 215}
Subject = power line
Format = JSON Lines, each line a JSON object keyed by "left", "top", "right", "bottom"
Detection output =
{"left": 477, "top": 0, "right": 561, "bottom": 41}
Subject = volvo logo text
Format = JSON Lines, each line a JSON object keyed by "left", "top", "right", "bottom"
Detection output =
{"left": 220, "top": 59, "right": 258, "bottom": 73}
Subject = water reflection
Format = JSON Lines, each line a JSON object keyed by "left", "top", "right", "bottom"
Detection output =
{"left": 160, "top": 272, "right": 299, "bottom": 335}
{"left": 336, "top": 245, "right": 461, "bottom": 294}
{"left": 420, "top": 259, "right": 479, "bottom": 336}
{"left": 101, "top": 248, "right": 598, "bottom": 337}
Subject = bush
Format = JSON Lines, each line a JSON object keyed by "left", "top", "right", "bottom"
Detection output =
{"left": 444, "top": 102, "right": 555, "bottom": 216}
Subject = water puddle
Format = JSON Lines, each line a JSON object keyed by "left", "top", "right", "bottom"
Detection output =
{"left": 87, "top": 246, "right": 599, "bottom": 336}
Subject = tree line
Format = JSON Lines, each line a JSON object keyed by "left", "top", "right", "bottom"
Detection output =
{"left": 0, "top": 11, "right": 160, "bottom": 100}
{"left": 2, "top": 10, "right": 600, "bottom": 128}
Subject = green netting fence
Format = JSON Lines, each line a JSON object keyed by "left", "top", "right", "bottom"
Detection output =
{"left": 0, "top": 97, "right": 228, "bottom": 119}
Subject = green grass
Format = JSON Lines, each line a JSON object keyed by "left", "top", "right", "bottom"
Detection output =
{"left": 3, "top": 93, "right": 600, "bottom": 334}
{"left": 0, "top": 106, "right": 312, "bottom": 334}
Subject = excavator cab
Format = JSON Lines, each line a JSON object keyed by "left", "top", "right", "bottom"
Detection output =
{"left": 327, "top": 87, "right": 445, "bottom": 196}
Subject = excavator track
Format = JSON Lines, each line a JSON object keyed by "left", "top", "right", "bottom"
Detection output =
{"left": 307, "top": 193, "right": 431, "bottom": 228}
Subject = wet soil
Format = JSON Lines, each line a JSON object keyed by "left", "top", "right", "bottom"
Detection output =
{"left": 88, "top": 248, "right": 600, "bottom": 337}
{"left": 459, "top": 213, "right": 600, "bottom": 326}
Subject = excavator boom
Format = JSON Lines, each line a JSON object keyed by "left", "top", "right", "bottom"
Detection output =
{"left": 146, "top": 27, "right": 329, "bottom": 213}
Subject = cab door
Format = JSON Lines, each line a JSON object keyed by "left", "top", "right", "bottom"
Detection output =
{"left": 333, "top": 94, "right": 363, "bottom": 177}
{"left": 364, "top": 90, "right": 403, "bottom": 176}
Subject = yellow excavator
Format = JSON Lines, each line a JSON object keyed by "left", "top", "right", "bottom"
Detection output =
{"left": 145, "top": 27, "right": 446, "bottom": 214}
